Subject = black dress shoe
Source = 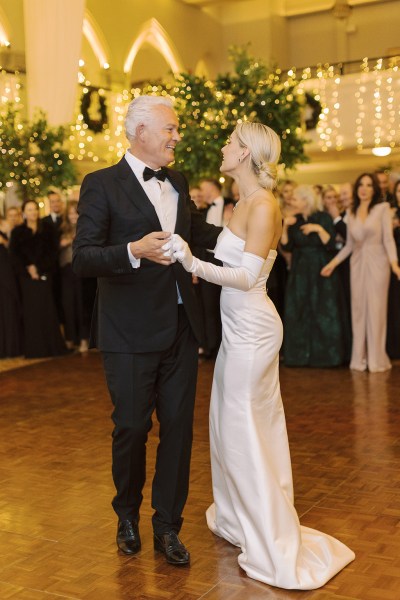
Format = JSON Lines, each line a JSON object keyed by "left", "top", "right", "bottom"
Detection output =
{"left": 153, "top": 531, "right": 190, "bottom": 565}
{"left": 117, "top": 520, "right": 141, "bottom": 555}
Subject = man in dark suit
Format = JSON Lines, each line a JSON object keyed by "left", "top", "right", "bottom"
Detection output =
{"left": 197, "top": 178, "right": 225, "bottom": 358}
{"left": 375, "top": 169, "right": 395, "bottom": 207}
{"left": 43, "top": 190, "right": 64, "bottom": 324}
{"left": 73, "top": 96, "right": 220, "bottom": 566}
{"left": 42, "top": 190, "right": 64, "bottom": 231}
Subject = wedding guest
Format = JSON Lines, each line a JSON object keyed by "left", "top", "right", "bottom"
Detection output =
{"left": 43, "top": 190, "right": 64, "bottom": 231}
{"left": 339, "top": 182, "right": 353, "bottom": 212}
{"left": 43, "top": 190, "right": 65, "bottom": 322}
{"left": 313, "top": 184, "right": 323, "bottom": 208}
{"left": 2, "top": 206, "right": 22, "bottom": 238}
{"left": 59, "top": 201, "right": 91, "bottom": 352}
{"left": 386, "top": 179, "right": 400, "bottom": 359}
{"left": 278, "top": 179, "right": 297, "bottom": 216}
{"left": 189, "top": 186, "right": 207, "bottom": 211}
{"left": 322, "top": 185, "right": 352, "bottom": 356}
{"left": 0, "top": 222, "right": 22, "bottom": 358}
{"left": 9, "top": 200, "right": 66, "bottom": 358}
{"left": 374, "top": 169, "right": 395, "bottom": 206}
{"left": 322, "top": 173, "right": 400, "bottom": 372}
{"left": 198, "top": 178, "right": 224, "bottom": 358}
{"left": 281, "top": 185, "right": 348, "bottom": 367}
{"left": 271, "top": 180, "right": 297, "bottom": 315}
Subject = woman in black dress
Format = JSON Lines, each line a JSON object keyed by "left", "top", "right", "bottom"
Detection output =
{"left": 0, "top": 222, "right": 22, "bottom": 358}
{"left": 9, "top": 200, "right": 66, "bottom": 358}
{"left": 387, "top": 179, "right": 400, "bottom": 358}
{"left": 59, "top": 201, "right": 95, "bottom": 352}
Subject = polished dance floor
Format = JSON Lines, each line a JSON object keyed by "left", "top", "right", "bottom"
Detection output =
{"left": 1, "top": 352, "right": 399, "bottom": 599}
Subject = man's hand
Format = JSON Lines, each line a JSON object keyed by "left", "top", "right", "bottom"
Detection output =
{"left": 130, "top": 232, "right": 173, "bottom": 265}
{"left": 27, "top": 264, "right": 40, "bottom": 280}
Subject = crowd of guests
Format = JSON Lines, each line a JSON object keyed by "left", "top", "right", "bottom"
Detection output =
{"left": 0, "top": 191, "right": 96, "bottom": 359}
{"left": 190, "top": 169, "right": 400, "bottom": 373}
{"left": 276, "top": 170, "right": 400, "bottom": 371}
{"left": 1, "top": 170, "right": 400, "bottom": 372}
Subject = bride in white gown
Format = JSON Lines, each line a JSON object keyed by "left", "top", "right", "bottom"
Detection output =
{"left": 171, "top": 121, "right": 355, "bottom": 589}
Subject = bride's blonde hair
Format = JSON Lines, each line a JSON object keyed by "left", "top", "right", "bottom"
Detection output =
{"left": 235, "top": 121, "right": 281, "bottom": 190}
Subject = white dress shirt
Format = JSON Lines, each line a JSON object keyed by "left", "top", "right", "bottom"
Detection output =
{"left": 206, "top": 195, "right": 224, "bottom": 227}
{"left": 124, "top": 150, "right": 182, "bottom": 303}
{"left": 124, "top": 150, "right": 179, "bottom": 268}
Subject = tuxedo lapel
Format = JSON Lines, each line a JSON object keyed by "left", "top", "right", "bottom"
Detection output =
{"left": 115, "top": 158, "right": 161, "bottom": 229}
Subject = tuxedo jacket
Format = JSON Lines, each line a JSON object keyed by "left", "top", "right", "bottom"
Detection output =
{"left": 334, "top": 211, "right": 347, "bottom": 241}
{"left": 72, "top": 157, "right": 221, "bottom": 353}
{"left": 42, "top": 215, "right": 63, "bottom": 237}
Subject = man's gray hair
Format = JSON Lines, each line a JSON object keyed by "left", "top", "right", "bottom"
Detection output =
{"left": 125, "top": 95, "right": 174, "bottom": 142}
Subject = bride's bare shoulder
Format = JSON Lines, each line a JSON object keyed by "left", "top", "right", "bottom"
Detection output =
{"left": 251, "top": 190, "right": 280, "bottom": 215}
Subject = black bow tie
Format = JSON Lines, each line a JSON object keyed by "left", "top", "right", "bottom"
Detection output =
{"left": 143, "top": 166, "right": 168, "bottom": 182}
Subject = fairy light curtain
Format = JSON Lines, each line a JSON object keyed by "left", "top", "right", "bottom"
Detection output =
{"left": 298, "top": 57, "right": 400, "bottom": 154}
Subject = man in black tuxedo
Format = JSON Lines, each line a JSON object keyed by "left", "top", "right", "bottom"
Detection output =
{"left": 43, "top": 191, "right": 64, "bottom": 323}
{"left": 73, "top": 96, "right": 220, "bottom": 566}
{"left": 42, "top": 191, "right": 64, "bottom": 231}
{"left": 197, "top": 178, "right": 225, "bottom": 358}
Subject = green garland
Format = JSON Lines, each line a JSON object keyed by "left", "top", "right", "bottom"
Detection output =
{"left": 138, "top": 45, "right": 311, "bottom": 180}
{"left": 304, "top": 93, "right": 322, "bottom": 130}
{"left": 0, "top": 106, "right": 77, "bottom": 199}
{"left": 80, "top": 87, "right": 108, "bottom": 133}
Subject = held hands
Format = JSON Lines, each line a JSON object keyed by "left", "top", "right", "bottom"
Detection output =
{"left": 130, "top": 231, "right": 174, "bottom": 266}
{"left": 169, "top": 234, "right": 195, "bottom": 271}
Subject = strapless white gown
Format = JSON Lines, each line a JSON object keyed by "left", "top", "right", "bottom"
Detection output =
{"left": 205, "top": 227, "right": 355, "bottom": 590}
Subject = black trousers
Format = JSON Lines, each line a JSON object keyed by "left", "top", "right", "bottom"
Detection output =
{"left": 102, "top": 306, "right": 198, "bottom": 534}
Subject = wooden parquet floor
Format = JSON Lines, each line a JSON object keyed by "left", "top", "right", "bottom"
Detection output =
{"left": 1, "top": 353, "right": 400, "bottom": 600}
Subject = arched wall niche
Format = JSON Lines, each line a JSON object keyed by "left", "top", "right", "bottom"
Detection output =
{"left": 82, "top": 10, "right": 110, "bottom": 69}
{"left": 124, "top": 18, "right": 184, "bottom": 84}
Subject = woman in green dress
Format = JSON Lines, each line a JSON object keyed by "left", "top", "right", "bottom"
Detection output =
{"left": 281, "top": 185, "right": 349, "bottom": 367}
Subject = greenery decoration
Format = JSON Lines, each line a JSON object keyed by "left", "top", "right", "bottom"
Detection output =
{"left": 80, "top": 87, "right": 108, "bottom": 133}
{"left": 304, "top": 92, "right": 322, "bottom": 130}
{"left": 0, "top": 105, "right": 77, "bottom": 199}
{"left": 137, "top": 45, "right": 310, "bottom": 181}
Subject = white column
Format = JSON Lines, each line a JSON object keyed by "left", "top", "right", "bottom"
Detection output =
{"left": 23, "top": 0, "right": 85, "bottom": 125}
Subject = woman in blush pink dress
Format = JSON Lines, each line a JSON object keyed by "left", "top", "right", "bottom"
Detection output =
{"left": 321, "top": 173, "right": 400, "bottom": 372}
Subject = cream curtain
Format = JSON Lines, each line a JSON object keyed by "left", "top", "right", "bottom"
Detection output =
{"left": 23, "top": 0, "right": 85, "bottom": 125}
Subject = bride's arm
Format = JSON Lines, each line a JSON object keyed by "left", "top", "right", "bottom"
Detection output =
{"left": 171, "top": 201, "right": 276, "bottom": 291}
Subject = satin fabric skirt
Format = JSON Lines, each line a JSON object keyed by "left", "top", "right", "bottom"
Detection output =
{"left": 206, "top": 286, "right": 355, "bottom": 590}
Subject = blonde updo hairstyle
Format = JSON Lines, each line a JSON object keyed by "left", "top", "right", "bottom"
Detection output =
{"left": 235, "top": 121, "right": 281, "bottom": 190}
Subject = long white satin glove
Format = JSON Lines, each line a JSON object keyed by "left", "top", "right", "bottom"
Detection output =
{"left": 171, "top": 234, "right": 264, "bottom": 291}
{"left": 161, "top": 237, "right": 176, "bottom": 263}
{"left": 170, "top": 234, "right": 195, "bottom": 270}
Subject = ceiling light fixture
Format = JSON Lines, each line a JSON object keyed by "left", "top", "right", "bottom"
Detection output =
{"left": 371, "top": 146, "right": 391, "bottom": 157}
